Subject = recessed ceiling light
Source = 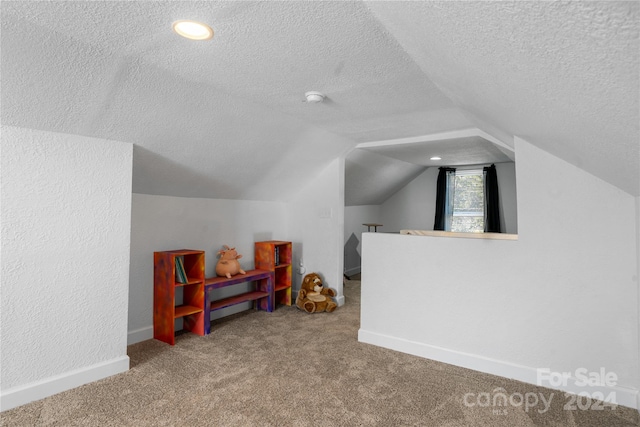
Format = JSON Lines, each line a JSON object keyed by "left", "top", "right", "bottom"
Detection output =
{"left": 430, "top": 156, "right": 442, "bottom": 161}
{"left": 172, "top": 20, "right": 214, "bottom": 41}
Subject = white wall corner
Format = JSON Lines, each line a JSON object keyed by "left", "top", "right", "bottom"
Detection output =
{"left": 285, "top": 158, "right": 344, "bottom": 300}
{"left": 344, "top": 266, "right": 361, "bottom": 277}
{"left": 1, "top": 356, "right": 129, "bottom": 412}
{"left": 336, "top": 155, "right": 346, "bottom": 299}
{"left": 127, "top": 326, "right": 153, "bottom": 346}
{"left": 637, "top": 195, "right": 640, "bottom": 415}
{"left": 2, "top": 127, "right": 132, "bottom": 411}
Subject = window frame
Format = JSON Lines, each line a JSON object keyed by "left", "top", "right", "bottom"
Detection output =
{"left": 450, "top": 168, "right": 485, "bottom": 233}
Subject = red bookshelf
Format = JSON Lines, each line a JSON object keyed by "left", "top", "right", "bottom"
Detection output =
{"left": 254, "top": 241, "right": 292, "bottom": 307}
{"left": 153, "top": 250, "right": 205, "bottom": 345}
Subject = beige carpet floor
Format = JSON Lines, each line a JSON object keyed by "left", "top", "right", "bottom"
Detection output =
{"left": 2, "top": 278, "right": 638, "bottom": 426}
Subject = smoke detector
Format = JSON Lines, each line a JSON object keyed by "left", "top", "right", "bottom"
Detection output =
{"left": 305, "top": 91, "right": 325, "bottom": 103}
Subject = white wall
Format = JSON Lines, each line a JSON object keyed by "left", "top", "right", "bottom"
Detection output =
{"left": 359, "top": 137, "right": 639, "bottom": 409}
{"left": 379, "top": 162, "right": 518, "bottom": 234}
{"left": 344, "top": 205, "right": 380, "bottom": 276}
{"left": 379, "top": 167, "right": 439, "bottom": 233}
{"left": 344, "top": 205, "right": 382, "bottom": 244}
{"left": 496, "top": 162, "right": 518, "bottom": 234}
{"left": 128, "top": 194, "right": 288, "bottom": 344}
{"left": 287, "top": 158, "right": 345, "bottom": 305}
{"left": 1, "top": 126, "right": 132, "bottom": 411}
{"left": 495, "top": 162, "right": 518, "bottom": 234}
{"left": 637, "top": 196, "right": 640, "bottom": 410}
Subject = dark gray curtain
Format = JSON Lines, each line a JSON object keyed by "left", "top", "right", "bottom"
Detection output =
{"left": 483, "top": 164, "right": 501, "bottom": 233}
{"left": 433, "top": 167, "right": 456, "bottom": 231}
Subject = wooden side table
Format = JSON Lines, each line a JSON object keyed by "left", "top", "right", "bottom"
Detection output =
{"left": 363, "top": 223, "right": 383, "bottom": 232}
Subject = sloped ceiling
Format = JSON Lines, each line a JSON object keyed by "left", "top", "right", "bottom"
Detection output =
{"left": 366, "top": 1, "right": 639, "bottom": 197}
{"left": 2, "top": 1, "right": 638, "bottom": 203}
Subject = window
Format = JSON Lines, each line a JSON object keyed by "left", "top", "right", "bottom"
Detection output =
{"left": 451, "top": 169, "right": 484, "bottom": 233}
{"left": 434, "top": 164, "right": 501, "bottom": 233}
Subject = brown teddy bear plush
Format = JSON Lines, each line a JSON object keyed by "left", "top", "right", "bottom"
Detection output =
{"left": 296, "top": 273, "right": 337, "bottom": 313}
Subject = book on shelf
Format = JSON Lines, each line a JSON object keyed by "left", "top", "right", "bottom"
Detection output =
{"left": 275, "top": 246, "right": 280, "bottom": 266}
{"left": 175, "top": 256, "right": 188, "bottom": 284}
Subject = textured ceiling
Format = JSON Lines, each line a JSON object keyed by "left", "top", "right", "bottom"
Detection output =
{"left": 2, "top": 1, "right": 638, "bottom": 203}
{"left": 366, "top": 1, "right": 640, "bottom": 196}
{"left": 357, "top": 129, "right": 514, "bottom": 167}
{"left": 363, "top": 136, "right": 511, "bottom": 167}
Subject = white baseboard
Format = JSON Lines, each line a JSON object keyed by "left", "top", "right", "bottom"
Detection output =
{"left": 128, "top": 326, "right": 153, "bottom": 345}
{"left": 127, "top": 303, "right": 264, "bottom": 346}
{"left": 1, "top": 356, "right": 130, "bottom": 412}
{"left": 358, "top": 329, "right": 638, "bottom": 411}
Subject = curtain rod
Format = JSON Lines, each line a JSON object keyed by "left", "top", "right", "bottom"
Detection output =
{"left": 438, "top": 163, "right": 489, "bottom": 170}
{"left": 436, "top": 161, "right": 510, "bottom": 170}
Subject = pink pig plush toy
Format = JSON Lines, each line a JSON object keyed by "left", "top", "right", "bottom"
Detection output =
{"left": 215, "top": 245, "right": 246, "bottom": 279}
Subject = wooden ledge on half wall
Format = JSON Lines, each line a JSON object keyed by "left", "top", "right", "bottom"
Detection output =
{"left": 400, "top": 230, "right": 518, "bottom": 241}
